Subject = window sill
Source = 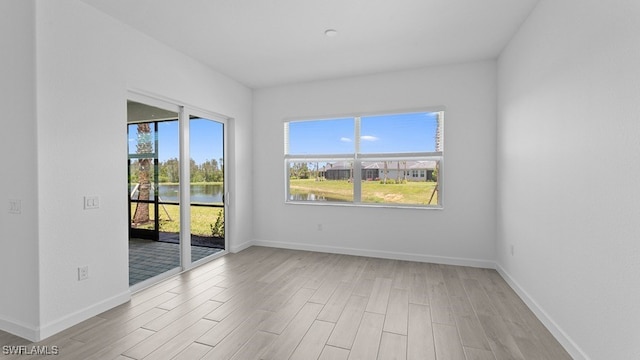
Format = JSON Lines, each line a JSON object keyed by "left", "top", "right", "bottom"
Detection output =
{"left": 284, "top": 200, "right": 443, "bottom": 210}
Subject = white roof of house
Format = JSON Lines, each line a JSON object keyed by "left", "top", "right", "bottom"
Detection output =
{"left": 325, "top": 160, "right": 437, "bottom": 171}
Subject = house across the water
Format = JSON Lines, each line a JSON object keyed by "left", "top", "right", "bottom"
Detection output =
{"left": 322, "top": 160, "right": 437, "bottom": 182}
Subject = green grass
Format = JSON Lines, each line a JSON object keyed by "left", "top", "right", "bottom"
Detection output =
{"left": 131, "top": 203, "right": 223, "bottom": 236}
{"left": 290, "top": 178, "right": 438, "bottom": 205}
{"left": 289, "top": 180, "right": 354, "bottom": 202}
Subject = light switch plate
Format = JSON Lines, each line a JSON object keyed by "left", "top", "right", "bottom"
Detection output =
{"left": 8, "top": 199, "right": 21, "bottom": 214}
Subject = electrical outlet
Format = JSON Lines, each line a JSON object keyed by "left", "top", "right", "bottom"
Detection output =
{"left": 84, "top": 196, "right": 100, "bottom": 210}
{"left": 78, "top": 266, "right": 89, "bottom": 281}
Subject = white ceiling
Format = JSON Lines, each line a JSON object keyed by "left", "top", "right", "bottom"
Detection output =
{"left": 82, "top": 0, "right": 540, "bottom": 89}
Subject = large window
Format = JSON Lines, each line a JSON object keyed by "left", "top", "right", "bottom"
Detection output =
{"left": 284, "top": 110, "right": 443, "bottom": 208}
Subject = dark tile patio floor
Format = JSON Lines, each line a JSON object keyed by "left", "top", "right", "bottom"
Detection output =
{"left": 129, "top": 238, "right": 222, "bottom": 286}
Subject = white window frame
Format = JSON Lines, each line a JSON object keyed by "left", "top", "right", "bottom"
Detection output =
{"left": 284, "top": 109, "right": 444, "bottom": 209}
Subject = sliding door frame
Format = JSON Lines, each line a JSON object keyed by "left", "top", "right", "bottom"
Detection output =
{"left": 128, "top": 90, "right": 230, "bottom": 279}
{"left": 181, "top": 105, "right": 229, "bottom": 270}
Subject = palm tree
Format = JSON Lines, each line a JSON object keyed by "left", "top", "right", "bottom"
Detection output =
{"left": 403, "top": 161, "right": 407, "bottom": 182}
{"left": 133, "top": 123, "right": 152, "bottom": 224}
{"left": 383, "top": 161, "right": 388, "bottom": 184}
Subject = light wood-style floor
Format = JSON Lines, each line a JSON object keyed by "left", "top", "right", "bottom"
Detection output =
{"left": 0, "top": 246, "right": 572, "bottom": 360}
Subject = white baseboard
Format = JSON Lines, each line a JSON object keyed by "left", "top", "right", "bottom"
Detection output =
{"left": 37, "top": 291, "right": 131, "bottom": 341}
{"left": 230, "top": 239, "right": 254, "bottom": 253}
{"left": 0, "top": 317, "right": 39, "bottom": 342}
{"left": 496, "top": 265, "right": 589, "bottom": 360}
{"left": 251, "top": 239, "right": 496, "bottom": 269}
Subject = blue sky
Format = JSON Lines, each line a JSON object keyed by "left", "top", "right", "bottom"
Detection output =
{"left": 129, "top": 112, "right": 438, "bottom": 163}
{"left": 128, "top": 119, "right": 224, "bottom": 164}
{"left": 288, "top": 112, "right": 439, "bottom": 155}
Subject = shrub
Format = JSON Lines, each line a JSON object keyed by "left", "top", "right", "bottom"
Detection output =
{"left": 210, "top": 210, "right": 225, "bottom": 238}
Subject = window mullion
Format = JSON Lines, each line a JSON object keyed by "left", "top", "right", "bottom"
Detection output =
{"left": 353, "top": 160, "right": 362, "bottom": 203}
{"left": 353, "top": 117, "right": 361, "bottom": 202}
{"left": 283, "top": 122, "right": 290, "bottom": 155}
{"left": 354, "top": 117, "right": 361, "bottom": 155}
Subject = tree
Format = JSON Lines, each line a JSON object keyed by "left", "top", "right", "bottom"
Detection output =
{"left": 133, "top": 123, "right": 152, "bottom": 224}
{"left": 382, "top": 161, "right": 388, "bottom": 184}
{"left": 290, "top": 163, "right": 310, "bottom": 179}
{"left": 163, "top": 158, "right": 179, "bottom": 183}
{"left": 403, "top": 161, "right": 408, "bottom": 182}
{"left": 190, "top": 158, "right": 204, "bottom": 182}
{"left": 201, "top": 159, "right": 215, "bottom": 182}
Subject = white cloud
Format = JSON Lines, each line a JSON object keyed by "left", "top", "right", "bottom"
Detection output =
{"left": 340, "top": 137, "right": 352, "bottom": 142}
{"left": 361, "top": 135, "right": 379, "bottom": 141}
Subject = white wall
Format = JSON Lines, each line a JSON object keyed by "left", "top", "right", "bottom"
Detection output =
{"left": 253, "top": 61, "right": 497, "bottom": 266}
{"left": 28, "top": 0, "right": 252, "bottom": 340}
{"left": 0, "top": 0, "right": 40, "bottom": 339}
{"left": 497, "top": 0, "right": 640, "bottom": 359}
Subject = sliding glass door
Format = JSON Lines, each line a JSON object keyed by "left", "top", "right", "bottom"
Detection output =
{"left": 128, "top": 100, "right": 181, "bottom": 287}
{"left": 127, "top": 96, "right": 227, "bottom": 288}
{"left": 189, "top": 116, "right": 225, "bottom": 263}
{"left": 128, "top": 121, "right": 160, "bottom": 241}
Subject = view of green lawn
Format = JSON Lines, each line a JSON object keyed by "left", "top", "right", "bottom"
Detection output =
{"left": 289, "top": 178, "right": 438, "bottom": 205}
{"left": 290, "top": 179, "right": 354, "bottom": 201}
{"left": 130, "top": 203, "right": 223, "bottom": 237}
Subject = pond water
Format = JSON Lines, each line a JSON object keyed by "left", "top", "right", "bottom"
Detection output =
{"left": 158, "top": 184, "right": 224, "bottom": 203}
{"left": 289, "top": 192, "right": 348, "bottom": 202}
